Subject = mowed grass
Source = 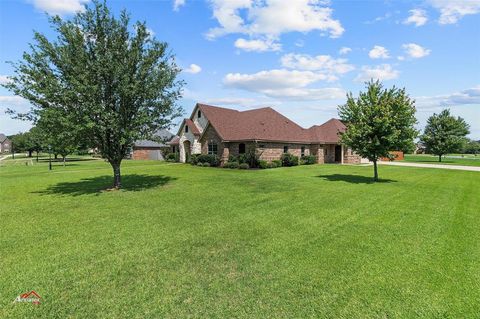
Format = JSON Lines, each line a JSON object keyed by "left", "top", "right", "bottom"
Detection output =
{"left": 404, "top": 154, "right": 480, "bottom": 167}
{"left": 1, "top": 159, "right": 479, "bottom": 318}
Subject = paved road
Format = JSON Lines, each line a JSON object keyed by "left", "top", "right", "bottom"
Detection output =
{"left": 0, "top": 154, "right": 12, "bottom": 161}
{"left": 378, "top": 161, "right": 480, "bottom": 172}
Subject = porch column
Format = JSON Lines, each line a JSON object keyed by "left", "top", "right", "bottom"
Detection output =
{"left": 341, "top": 145, "right": 344, "bottom": 164}
{"left": 221, "top": 143, "right": 230, "bottom": 165}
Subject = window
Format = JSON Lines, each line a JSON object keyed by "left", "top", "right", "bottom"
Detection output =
{"left": 239, "top": 143, "right": 246, "bottom": 154}
{"left": 185, "top": 125, "right": 189, "bottom": 133}
{"left": 283, "top": 146, "right": 288, "bottom": 153}
{"left": 301, "top": 146, "right": 305, "bottom": 157}
{"left": 197, "top": 110, "right": 201, "bottom": 118}
{"left": 208, "top": 142, "right": 218, "bottom": 155}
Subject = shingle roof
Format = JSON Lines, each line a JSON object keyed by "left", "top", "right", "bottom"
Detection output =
{"left": 168, "top": 136, "right": 180, "bottom": 145}
{"left": 0, "top": 133, "right": 7, "bottom": 143}
{"left": 184, "top": 119, "right": 200, "bottom": 135}
{"left": 196, "top": 103, "right": 344, "bottom": 144}
{"left": 306, "top": 118, "right": 346, "bottom": 144}
{"left": 133, "top": 129, "right": 173, "bottom": 148}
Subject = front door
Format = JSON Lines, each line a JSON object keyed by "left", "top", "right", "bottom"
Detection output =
{"left": 334, "top": 145, "right": 342, "bottom": 163}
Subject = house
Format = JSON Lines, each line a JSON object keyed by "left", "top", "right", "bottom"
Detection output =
{"left": 0, "top": 133, "right": 11, "bottom": 153}
{"left": 169, "top": 103, "right": 365, "bottom": 164}
{"left": 131, "top": 129, "right": 173, "bottom": 160}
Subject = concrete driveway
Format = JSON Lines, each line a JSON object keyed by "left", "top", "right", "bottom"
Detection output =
{"left": 378, "top": 161, "right": 480, "bottom": 172}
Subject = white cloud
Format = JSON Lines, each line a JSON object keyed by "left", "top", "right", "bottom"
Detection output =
{"left": 403, "top": 9, "right": 428, "bottom": 26}
{"left": 416, "top": 86, "right": 480, "bottom": 109}
{"left": 204, "top": 97, "right": 256, "bottom": 106}
{"left": 402, "top": 43, "right": 431, "bottom": 58}
{"left": 339, "top": 47, "right": 351, "bottom": 55}
{"left": 280, "top": 53, "right": 354, "bottom": 80}
{"left": 30, "top": 0, "right": 89, "bottom": 15}
{"left": 365, "top": 12, "right": 392, "bottom": 24}
{"left": 295, "top": 39, "right": 305, "bottom": 47}
{"left": 427, "top": 0, "right": 480, "bottom": 24}
{"left": 223, "top": 69, "right": 345, "bottom": 100}
{"left": 173, "top": 0, "right": 185, "bottom": 11}
{"left": 368, "top": 45, "right": 390, "bottom": 59}
{"left": 234, "top": 38, "right": 281, "bottom": 52}
{"left": 355, "top": 64, "right": 399, "bottom": 82}
{"left": 206, "top": 0, "right": 344, "bottom": 40}
{"left": 0, "top": 75, "right": 12, "bottom": 85}
{"left": 184, "top": 64, "right": 202, "bottom": 74}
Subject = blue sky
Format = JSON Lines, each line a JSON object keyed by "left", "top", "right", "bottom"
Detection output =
{"left": 1, "top": 0, "right": 479, "bottom": 138}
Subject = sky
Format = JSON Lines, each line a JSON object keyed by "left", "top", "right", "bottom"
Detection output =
{"left": 0, "top": 0, "right": 479, "bottom": 139}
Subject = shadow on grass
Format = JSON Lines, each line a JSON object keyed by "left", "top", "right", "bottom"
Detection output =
{"left": 316, "top": 174, "right": 396, "bottom": 184}
{"left": 35, "top": 174, "right": 176, "bottom": 196}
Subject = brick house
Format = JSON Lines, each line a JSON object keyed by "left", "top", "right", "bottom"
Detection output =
{"left": 131, "top": 129, "right": 173, "bottom": 160}
{"left": 170, "top": 103, "right": 366, "bottom": 165}
{"left": 0, "top": 133, "right": 12, "bottom": 153}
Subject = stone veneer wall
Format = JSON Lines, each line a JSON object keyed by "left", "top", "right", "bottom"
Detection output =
{"left": 343, "top": 147, "right": 362, "bottom": 164}
{"left": 200, "top": 125, "right": 226, "bottom": 160}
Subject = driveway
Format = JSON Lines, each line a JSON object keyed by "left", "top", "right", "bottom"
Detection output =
{"left": 378, "top": 161, "right": 480, "bottom": 172}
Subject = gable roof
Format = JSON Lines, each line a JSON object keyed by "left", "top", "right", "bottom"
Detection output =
{"left": 195, "top": 103, "right": 344, "bottom": 144}
{"left": 134, "top": 129, "right": 173, "bottom": 148}
{"left": 0, "top": 133, "right": 7, "bottom": 143}
{"left": 307, "top": 118, "right": 346, "bottom": 144}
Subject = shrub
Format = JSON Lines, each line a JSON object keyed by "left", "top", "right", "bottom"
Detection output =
{"left": 267, "top": 162, "right": 278, "bottom": 168}
{"left": 258, "top": 160, "right": 268, "bottom": 169}
{"left": 244, "top": 149, "right": 261, "bottom": 168}
{"left": 301, "top": 155, "right": 316, "bottom": 165}
{"left": 196, "top": 162, "right": 203, "bottom": 166}
{"left": 190, "top": 154, "right": 199, "bottom": 165}
{"left": 272, "top": 159, "right": 282, "bottom": 167}
{"left": 196, "top": 154, "right": 220, "bottom": 167}
{"left": 239, "top": 163, "right": 249, "bottom": 169}
{"left": 224, "top": 161, "right": 239, "bottom": 169}
{"left": 237, "top": 154, "right": 247, "bottom": 164}
{"left": 228, "top": 154, "right": 238, "bottom": 162}
{"left": 281, "top": 153, "right": 299, "bottom": 167}
{"left": 202, "top": 162, "right": 211, "bottom": 167}
{"left": 166, "top": 153, "right": 177, "bottom": 162}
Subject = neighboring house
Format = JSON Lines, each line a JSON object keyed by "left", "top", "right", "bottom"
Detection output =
{"left": 0, "top": 133, "right": 11, "bottom": 153}
{"left": 169, "top": 103, "right": 366, "bottom": 164}
{"left": 131, "top": 129, "right": 173, "bottom": 160}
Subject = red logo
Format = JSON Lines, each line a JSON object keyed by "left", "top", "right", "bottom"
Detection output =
{"left": 14, "top": 290, "right": 41, "bottom": 305}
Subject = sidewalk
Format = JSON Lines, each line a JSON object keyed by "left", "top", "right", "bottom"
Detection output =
{"left": 378, "top": 161, "right": 480, "bottom": 172}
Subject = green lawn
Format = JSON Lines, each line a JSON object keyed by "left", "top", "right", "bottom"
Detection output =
{"left": 404, "top": 154, "right": 480, "bottom": 167}
{"left": 1, "top": 159, "right": 479, "bottom": 318}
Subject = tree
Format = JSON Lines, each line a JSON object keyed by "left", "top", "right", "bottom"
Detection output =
{"left": 420, "top": 109, "right": 470, "bottom": 162}
{"left": 3, "top": 1, "right": 183, "bottom": 188}
{"left": 338, "top": 80, "right": 418, "bottom": 181}
{"left": 10, "top": 132, "right": 29, "bottom": 154}
{"left": 464, "top": 139, "right": 480, "bottom": 155}
{"left": 25, "top": 127, "right": 45, "bottom": 161}
{"left": 37, "top": 108, "right": 80, "bottom": 165}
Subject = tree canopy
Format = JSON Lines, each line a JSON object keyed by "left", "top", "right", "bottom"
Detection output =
{"left": 3, "top": 0, "right": 184, "bottom": 188}
{"left": 338, "top": 80, "right": 418, "bottom": 181}
{"left": 420, "top": 109, "right": 470, "bottom": 161}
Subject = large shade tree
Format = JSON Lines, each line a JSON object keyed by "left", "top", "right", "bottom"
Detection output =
{"left": 420, "top": 109, "right": 470, "bottom": 162}
{"left": 338, "top": 80, "right": 418, "bottom": 181}
{"left": 3, "top": 1, "right": 183, "bottom": 188}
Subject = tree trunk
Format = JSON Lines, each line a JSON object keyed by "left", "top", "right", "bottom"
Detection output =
{"left": 55, "top": 154, "right": 58, "bottom": 159}
{"left": 439, "top": 155, "right": 442, "bottom": 162}
{"left": 36, "top": 151, "right": 39, "bottom": 162}
{"left": 373, "top": 159, "right": 379, "bottom": 182}
{"left": 28, "top": 150, "right": 32, "bottom": 157}
{"left": 63, "top": 156, "right": 66, "bottom": 166}
{"left": 112, "top": 163, "right": 121, "bottom": 189}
